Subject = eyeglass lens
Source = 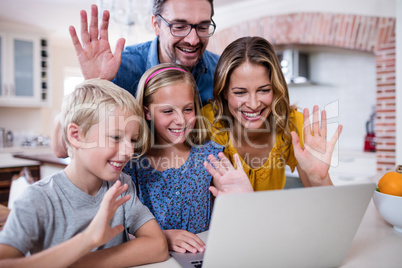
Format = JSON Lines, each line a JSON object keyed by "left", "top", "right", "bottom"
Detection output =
{"left": 170, "top": 23, "right": 215, "bottom": 37}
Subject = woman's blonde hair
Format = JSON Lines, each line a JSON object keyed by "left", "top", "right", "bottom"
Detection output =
{"left": 61, "top": 78, "right": 149, "bottom": 157}
{"left": 211, "top": 36, "right": 296, "bottom": 153}
{"left": 136, "top": 63, "right": 208, "bottom": 146}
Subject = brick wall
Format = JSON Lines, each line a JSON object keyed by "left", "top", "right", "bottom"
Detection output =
{"left": 208, "top": 13, "right": 396, "bottom": 172}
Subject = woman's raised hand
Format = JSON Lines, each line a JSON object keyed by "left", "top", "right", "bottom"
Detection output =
{"left": 292, "top": 105, "right": 343, "bottom": 186}
{"left": 204, "top": 152, "right": 253, "bottom": 196}
{"left": 69, "top": 4, "right": 125, "bottom": 81}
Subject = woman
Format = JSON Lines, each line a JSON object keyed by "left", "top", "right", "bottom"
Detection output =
{"left": 202, "top": 36, "right": 342, "bottom": 191}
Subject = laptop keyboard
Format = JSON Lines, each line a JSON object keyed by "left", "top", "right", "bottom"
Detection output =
{"left": 191, "top": 260, "right": 203, "bottom": 268}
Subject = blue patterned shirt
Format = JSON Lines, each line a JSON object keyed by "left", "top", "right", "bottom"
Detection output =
{"left": 124, "top": 141, "right": 223, "bottom": 233}
{"left": 112, "top": 37, "right": 220, "bottom": 106}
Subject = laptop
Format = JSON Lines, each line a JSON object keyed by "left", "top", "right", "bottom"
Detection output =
{"left": 170, "top": 182, "right": 376, "bottom": 268}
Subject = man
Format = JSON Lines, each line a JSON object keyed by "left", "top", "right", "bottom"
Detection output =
{"left": 69, "top": 0, "right": 218, "bottom": 105}
{"left": 53, "top": 0, "right": 219, "bottom": 158}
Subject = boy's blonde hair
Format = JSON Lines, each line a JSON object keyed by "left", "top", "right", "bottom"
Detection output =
{"left": 136, "top": 63, "right": 208, "bottom": 146}
{"left": 61, "top": 78, "right": 149, "bottom": 157}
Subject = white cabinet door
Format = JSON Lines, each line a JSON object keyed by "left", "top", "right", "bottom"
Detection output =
{"left": 0, "top": 31, "right": 48, "bottom": 107}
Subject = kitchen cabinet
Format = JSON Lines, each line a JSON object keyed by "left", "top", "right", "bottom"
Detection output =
{"left": 0, "top": 29, "right": 49, "bottom": 107}
{"left": 0, "top": 154, "right": 41, "bottom": 206}
{"left": 13, "top": 153, "right": 68, "bottom": 179}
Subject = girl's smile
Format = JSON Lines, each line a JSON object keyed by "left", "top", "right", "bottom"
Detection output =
{"left": 145, "top": 82, "right": 196, "bottom": 146}
{"left": 169, "top": 127, "right": 187, "bottom": 135}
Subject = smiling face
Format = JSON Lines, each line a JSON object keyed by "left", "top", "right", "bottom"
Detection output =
{"left": 225, "top": 62, "right": 274, "bottom": 130}
{"left": 145, "top": 82, "right": 196, "bottom": 147}
{"left": 152, "top": 0, "right": 212, "bottom": 69}
{"left": 75, "top": 107, "right": 140, "bottom": 183}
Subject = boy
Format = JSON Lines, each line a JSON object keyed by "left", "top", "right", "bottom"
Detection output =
{"left": 0, "top": 79, "right": 168, "bottom": 267}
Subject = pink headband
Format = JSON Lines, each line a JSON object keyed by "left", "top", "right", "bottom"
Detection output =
{"left": 145, "top": 67, "right": 187, "bottom": 86}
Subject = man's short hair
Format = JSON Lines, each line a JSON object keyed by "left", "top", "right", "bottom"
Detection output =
{"left": 152, "top": 0, "right": 214, "bottom": 17}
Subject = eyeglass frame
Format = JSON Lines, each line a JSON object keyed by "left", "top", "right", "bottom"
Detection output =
{"left": 156, "top": 14, "right": 216, "bottom": 38}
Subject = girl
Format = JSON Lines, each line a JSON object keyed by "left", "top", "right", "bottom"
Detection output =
{"left": 202, "top": 36, "right": 343, "bottom": 191}
{"left": 124, "top": 63, "right": 224, "bottom": 254}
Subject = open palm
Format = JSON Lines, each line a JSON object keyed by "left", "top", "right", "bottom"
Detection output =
{"left": 69, "top": 4, "right": 125, "bottom": 80}
{"left": 84, "top": 180, "right": 130, "bottom": 247}
{"left": 292, "top": 106, "right": 343, "bottom": 184}
{"left": 204, "top": 152, "right": 253, "bottom": 196}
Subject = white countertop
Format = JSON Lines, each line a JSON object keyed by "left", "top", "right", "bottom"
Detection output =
{"left": 0, "top": 145, "right": 52, "bottom": 155}
{"left": 0, "top": 154, "right": 40, "bottom": 169}
{"left": 0, "top": 146, "right": 54, "bottom": 169}
{"left": 341, "top": 200, "right": 402, "bottom": 267}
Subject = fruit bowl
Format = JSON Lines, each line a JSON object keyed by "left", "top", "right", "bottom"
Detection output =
{"left": 373, "top": 189, "right": 402, "bottom": 233}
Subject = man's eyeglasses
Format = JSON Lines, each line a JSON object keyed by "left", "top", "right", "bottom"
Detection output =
{"left": 157, "top": 14, "right": 216, "bottom": 38}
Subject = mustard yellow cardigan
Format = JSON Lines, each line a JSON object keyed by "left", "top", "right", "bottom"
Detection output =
{"left": 201, "top": 104, "right": 304, "bottom": 191}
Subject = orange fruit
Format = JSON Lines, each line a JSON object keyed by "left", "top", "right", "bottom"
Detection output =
{"left": 378, "top": 172, "right": 402, "bottom": 197}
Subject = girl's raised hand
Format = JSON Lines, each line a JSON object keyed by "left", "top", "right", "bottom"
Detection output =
{"left": 204, "top": 153, "right": 253, "bottom": 196}
{"left": 83, "top": 180, "right": 130, "bottom": 249}
{"left": 69, "top": 4, "right": 125, "bottom": 81}
{"left": 292, "top": 105, "right": 343, "bottom": 186}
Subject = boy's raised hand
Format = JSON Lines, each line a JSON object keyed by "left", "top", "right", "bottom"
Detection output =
{"left": 204, "top": 153, "right": 253, "bottom": 196}
{"left": 83, "top": 180, "right": 130, "bottom": 248}
{"left": 69, "top": 4, "right": 125, "bottom": 81}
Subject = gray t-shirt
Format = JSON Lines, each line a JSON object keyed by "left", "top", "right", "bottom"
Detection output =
{"left": 0, "top": 171, "right": 154, "bottom": 255}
